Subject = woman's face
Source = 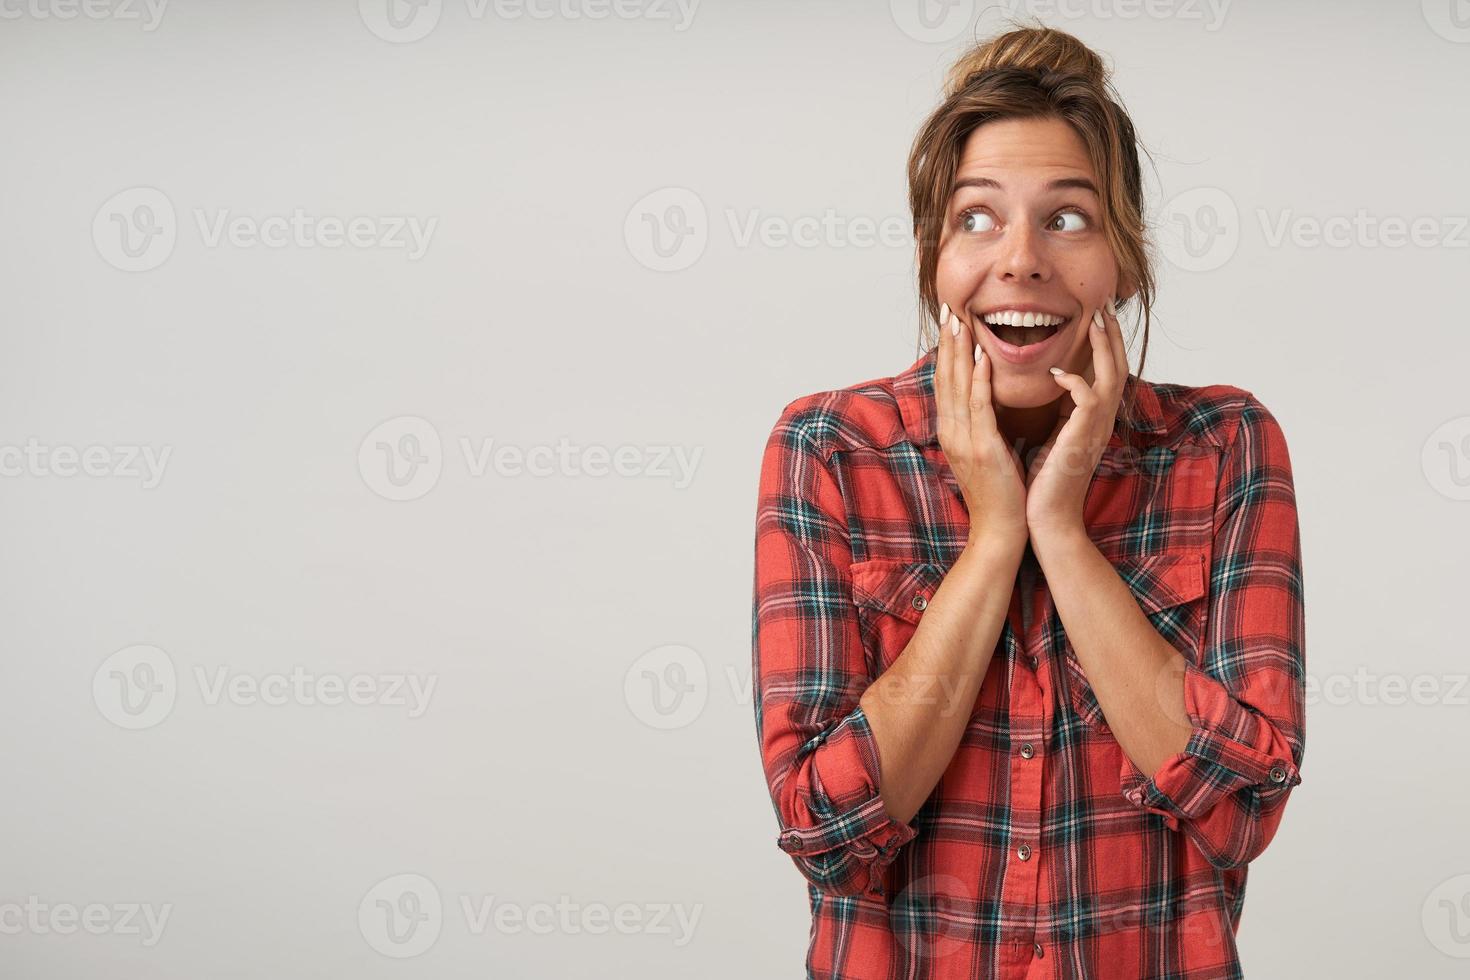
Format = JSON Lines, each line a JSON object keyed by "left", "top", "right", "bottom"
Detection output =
{"left": 935, "top": 115, "right": 1123, "bottom": 409}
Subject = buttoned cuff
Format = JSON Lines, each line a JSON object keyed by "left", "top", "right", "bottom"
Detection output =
{"left": 1119, "top": 658, "right": 1301, "bottom": 830}
{"left": 774, "top": 702, "right": 919, "bottom": 865}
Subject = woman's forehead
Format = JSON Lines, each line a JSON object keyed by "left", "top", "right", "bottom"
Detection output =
{"left": 954, "top": 118, "right": 1096, "bottom": 188}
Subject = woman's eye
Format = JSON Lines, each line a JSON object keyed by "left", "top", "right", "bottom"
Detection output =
{"left": 1049, "top": 210, "right": 1088, "bottom": 232}
{"left": 960, "top": 209, "right": 996, "bottom": 233}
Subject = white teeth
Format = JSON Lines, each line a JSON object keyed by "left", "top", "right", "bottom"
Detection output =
{"left": 981, "top": 310, "right": 1067, "bottom": 328}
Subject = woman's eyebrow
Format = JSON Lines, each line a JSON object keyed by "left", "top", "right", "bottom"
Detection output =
{"left": 951, "top": 176, "right": 1100, "bottom": 195}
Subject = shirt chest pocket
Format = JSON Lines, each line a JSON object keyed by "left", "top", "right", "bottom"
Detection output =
{"left": 849, "top": 558, "right": 947, "bottom": 676}
{"left": 1061, "top": 548, "right": 1210, "bottom": 733}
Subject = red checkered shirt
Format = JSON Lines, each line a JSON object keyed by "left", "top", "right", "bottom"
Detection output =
{"left": 751, "top": 346, "right": 1305, "bottom": 979}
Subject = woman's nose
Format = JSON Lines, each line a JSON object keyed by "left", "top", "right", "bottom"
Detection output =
{"left": 996, "top": 224, "right": 1051, "bottom": 282}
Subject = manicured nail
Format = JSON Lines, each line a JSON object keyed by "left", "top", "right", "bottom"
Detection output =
{"left": 950, "top": 314, "right": 960, "bottom": 337}
{"left": 974, "top": 343, "right": 982, "bottom": 362}
{"left": 1049, "top": 366, "right": 1064, "bottom": 375}
{"left": 1092, "top": 310, "right": 1104, "bottom": 330}
{"left": 939, "top": 301, "right": 949, "bottom": 324}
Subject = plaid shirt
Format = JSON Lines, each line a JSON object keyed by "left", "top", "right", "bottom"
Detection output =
{"left": 751, "top": 346, "right": 1305, "bottom": 979}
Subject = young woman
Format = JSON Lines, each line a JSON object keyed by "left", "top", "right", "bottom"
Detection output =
{"left": 751, "top": 26, "right": 1305, "bottom": 979}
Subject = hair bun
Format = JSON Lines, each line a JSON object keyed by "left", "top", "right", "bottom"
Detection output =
{"left": 944, "top": 26, "right": 1108, "bottom": 98}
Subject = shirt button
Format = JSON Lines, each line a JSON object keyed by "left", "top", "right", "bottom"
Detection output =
{"left": 911, "top": 593, "right": 928, "bottom": 611}
{"left": 1034, "top": 942, "right": 1044, "bottom": 958}
{"left": 782, "top": 833, "right": 801, "bottom": 850}
{"left": 1020, "top": 743, "right": 1035, "bottom": 759}
{"left": 1029, "top": 655, "right": 1039, "bottom": 669}
{"left": 1268, "top": 764, "right": 1287, "bottom": 783}
{"left": 1017, "top": 843, "right": 1032, "bottom": 861}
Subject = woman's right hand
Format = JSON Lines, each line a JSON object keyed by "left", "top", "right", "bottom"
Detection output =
{"left": 933, "top": 304, "right": 1029, "bottom": 551}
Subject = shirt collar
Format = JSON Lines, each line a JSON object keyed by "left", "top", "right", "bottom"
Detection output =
{"left": 894, "top": 345, "right": 1168, "bottom": 447}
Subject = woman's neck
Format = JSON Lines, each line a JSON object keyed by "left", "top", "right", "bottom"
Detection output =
{"left": 994, "top": 400, "right": 1062, "bottom": 467}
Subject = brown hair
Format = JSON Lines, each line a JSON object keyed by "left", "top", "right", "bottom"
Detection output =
{"left": 907, "top": 23, "right": 1156, "bottom": 386}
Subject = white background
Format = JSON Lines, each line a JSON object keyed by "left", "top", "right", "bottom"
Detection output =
{"left": 2, "top": 1, "right": 1467, "bottom": 976}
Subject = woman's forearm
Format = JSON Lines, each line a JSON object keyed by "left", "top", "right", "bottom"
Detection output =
{"left": 1031, "top": 527, "right": 1193, "bottom": 777}
{"left": 859, "top": 533, "right": 1025, "bottom": 825}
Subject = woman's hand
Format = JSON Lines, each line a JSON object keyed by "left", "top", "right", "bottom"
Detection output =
{"left": 934, "top": 304, "right": 1029, "bottom": 552}
{"left": 1023, "top": 298, "right": 1129, "bottom": 540}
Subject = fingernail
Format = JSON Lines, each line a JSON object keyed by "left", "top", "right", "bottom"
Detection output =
{"left": 1049, "top": 366, "right": 1064, "bottom": 375}
{"left": 1092, "top": 310, "right": 1104, "bottom": 330}
{"left": 950, "top": 314, "right": 960, "bottom": 337}
{"left": 939, "top": 301, "right": 949, "bottom": 324}
{"left": 974, "top": 343, "right": 982, "bottom": 362}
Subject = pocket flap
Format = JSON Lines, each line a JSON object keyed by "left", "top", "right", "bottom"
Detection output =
{"left": 850, "top": 558, "right": 947, "bottom": 626}
{"left": 1113, "top": 549, "right": 1208, "bottom": 615}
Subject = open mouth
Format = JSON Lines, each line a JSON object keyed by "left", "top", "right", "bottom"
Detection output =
{"left": 981, "top": 310, "right": 1070, "bottom": 348}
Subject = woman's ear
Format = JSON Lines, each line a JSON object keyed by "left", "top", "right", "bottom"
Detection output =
{"left": 1113, "top": 274, "right": 1138, "bottom": 308}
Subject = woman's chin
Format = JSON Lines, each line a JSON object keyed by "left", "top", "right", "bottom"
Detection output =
{"left": 990, "top": 377, "right": 1070, "bottom": 411}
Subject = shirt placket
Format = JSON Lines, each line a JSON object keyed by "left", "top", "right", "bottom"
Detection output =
{"left": 1000, "top": 547, "right": 1055, "bottom": 977}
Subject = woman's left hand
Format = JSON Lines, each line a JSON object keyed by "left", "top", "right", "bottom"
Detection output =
{"left": 1023, "top": 297, "right": 1129, "bottom": 539}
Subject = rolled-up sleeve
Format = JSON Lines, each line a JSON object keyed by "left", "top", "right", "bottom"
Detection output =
{"left": 752, "top": 399, "right": 918, "bottom": 898}
{"left": 1119, "top": 394, "right": 1306, "bottom": 871}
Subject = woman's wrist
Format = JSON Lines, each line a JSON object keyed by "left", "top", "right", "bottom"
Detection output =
{"left": 962, "top": 527, "right": 1029, "bottom": 567}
